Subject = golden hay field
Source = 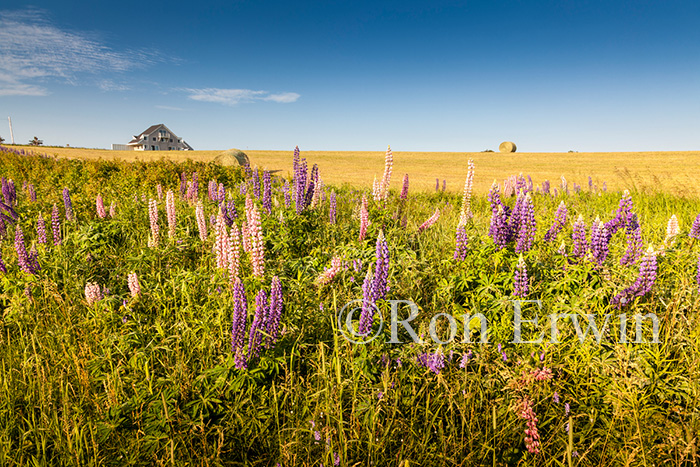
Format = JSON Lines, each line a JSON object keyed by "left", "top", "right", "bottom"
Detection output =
{"left": 11, "top": 145, "right": 700, "bottom": 196}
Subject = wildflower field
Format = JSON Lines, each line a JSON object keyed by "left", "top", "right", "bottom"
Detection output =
{"left": 0, "top": 144, "right": 699, "bottom": 466}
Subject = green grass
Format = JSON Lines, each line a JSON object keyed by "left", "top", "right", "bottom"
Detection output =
{"left": 0, "top": 146, "right": 698, "bottom": 465}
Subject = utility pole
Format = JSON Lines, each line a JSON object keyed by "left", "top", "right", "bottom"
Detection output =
{"left": 8, "top": 117, "right": 14, "bottom": 144}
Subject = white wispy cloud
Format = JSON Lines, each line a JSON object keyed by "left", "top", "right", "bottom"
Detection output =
{"left": 184, "top": 88, "right": 300, "bottom": 105}
{"left": 98, "top": 80, "right": 131, "bottom": 92}
{"left": 0, "top": 9, "right": 158, "bottom": 96}
{"left": 0, "top": 83, "right": 48, "bottom": 97}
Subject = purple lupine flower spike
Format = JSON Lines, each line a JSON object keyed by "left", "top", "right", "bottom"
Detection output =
{"left": 453, "top": 225, "right": 468, "bottom": 260}
{"left": 353, "top": 258, "right": 362, "bottom": 273}
{"left": 372, "top": 230, "right": 390, "bottom": 301}
{"left": 359, "top": 268, "right": 375, "bottom": 335}
{"left": 417, "top": 350, "right": 446, "bottom": 374}
{"left": 541, "top": 180, "right": 550, "bottom": 195}
{"left": 63, "top": 188, "right": 74, "bottom": 221}
{"left": 1, "top": 178, "right": 12, "bottom": 206}
{"left": 0, "top": 247, "right": 6, "bottom": 273}
{"left": 329, "top": 191, "right": 337, "bottom": 224}
{"left": 266, "top": 276, "right": 284, "bottom": 349}
{"left": 192, "top": 172, "right": 199, "bottom": 200}
{"left": 180, "top": 172, "right": 187, "bottom": 198}
{"left": 0, "top": 200, "right": 18, "bottom": 226}
{"left": 514, "top": 192, "right": 536, "bottom": 253}
{"left": 304, "top": 164, "right": 318, "bottom": 208}
{"left": 28, "top": 184, "right": 36, "bottom": 202}
{"left": 620, "top": 213, "right": 643, "bottom": 265}
{"left": 223, "top": 199, "right": 237, "bottom": 226}
{"left": 400, "top": 174, "right": 409, "bottom": 200}
{"left": 248, "top": 289, "right": 268, "bottom": 361}
{"left": 294, "top": 152, "right": 308, "bottom": 214}
{"left": 242, "top": 162, "right": 253, "bottom": 179}
{"left": 689, "top": 214, "right": 700, "bottom": 240}
{"left": 37, "top": 213, "right": 47, "bottom": 244}
{"left": 507, "top": 188, "right": 524, "bottom": 234}
{"left": 590, "top": 217, "right": 610, "bottom": 266}
{"left": 8, "top": 180, "right": 16, "bottom": 205}
{"left": 293, "top": 145, "right": 300, "bottom": 173}
{"left": 632, "top": 246, "right": 657, "bottom": 295}
{"left": 232, "top": 278, "right": 248, "bottom": 369}
{"left": 488, "top": 181, "right": 513, "bottom": 249}
{"left": 15, "top": 226, "right": 38, "bottom": 274}
{"left": 544, "top": 201, "right": 567, "bottom": 242}
{"left": 571, "top": 215, "right": 588, "bottom": 258}
{"left": 262, "top": 171, "right": 272, "bottom": 214}
{"left": 51, "top": 204, "right": 62, "bottom": 245}
{"left": 186, "top": 172, "right": 199, "bottom": 201}
{"left": 252, "top": 168, "right": 261, "bottom": 199}
{"left": 612, "top": 245, "right": 658, "bottom": 307}
{"left": 490, "top": 205, "right": 511, "bottom": 250}
{"left": 606, "top": 190, "right": 633, "bottom": 235}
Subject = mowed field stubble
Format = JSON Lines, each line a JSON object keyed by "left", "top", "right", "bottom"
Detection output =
{"left": 12, "top": 145, "right": 700, "bottom": 195}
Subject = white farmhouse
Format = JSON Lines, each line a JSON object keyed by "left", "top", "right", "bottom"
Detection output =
{"left": 112, "top": 124, "right": 193, "bottom": 151}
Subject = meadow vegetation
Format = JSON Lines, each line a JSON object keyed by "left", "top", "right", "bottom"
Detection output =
{"left": 0, "top": 145, "right": 698, "bottom": 466}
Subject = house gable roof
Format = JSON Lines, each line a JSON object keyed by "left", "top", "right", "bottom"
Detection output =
{"left": 141, "top": 123, "right": 178, "bottom": 136}
{"left": 140, "top": 124, "right": 163, "bottom": 136}
{"left": 126, "top": 124, "right": 192, "bottom": 148}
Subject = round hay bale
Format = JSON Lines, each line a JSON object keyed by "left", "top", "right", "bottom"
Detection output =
{"left": 214, "top": 149, "right": 250, "bottom": 167}
{"left": 499, "top": 141, "right": 517, "bottom": 153}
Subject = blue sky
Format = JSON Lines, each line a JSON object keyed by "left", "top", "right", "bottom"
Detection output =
{"left": 1, "top": 1, "right": 699, "bottom": 151}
